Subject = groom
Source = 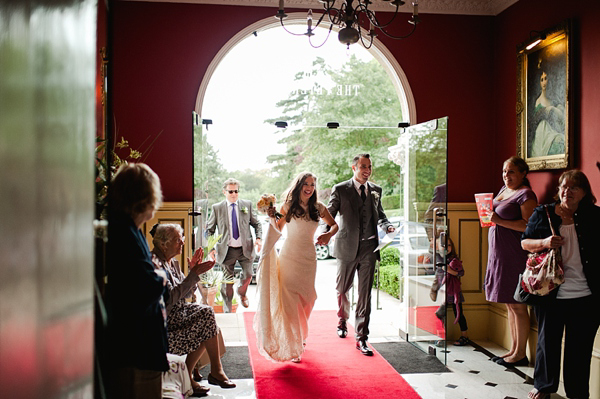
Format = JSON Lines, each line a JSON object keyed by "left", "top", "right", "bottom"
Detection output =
{"left": 328, "top": 153, "right": 394, "bottom": 356}
{"left": 206, "top": 178, "right": 262, "bottom": 312}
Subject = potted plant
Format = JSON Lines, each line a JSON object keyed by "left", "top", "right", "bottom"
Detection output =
{"left": 197, "top": 233, "right": 224, "bottom": 306}
{"left": 212, "top": 288, "right": 238, "bottom": 314}
{"left": 198, "top": 268, "right": 221, "bottom": 307}
{"left": 198, "top": 268, "right": 236, "bottom": 311}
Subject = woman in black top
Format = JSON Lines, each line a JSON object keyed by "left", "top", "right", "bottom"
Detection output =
{"left": 106, "top": 163, "right": 168, "bottom": 399}
{"left": 522, "top": 170, "right": 600, "bottom": 399}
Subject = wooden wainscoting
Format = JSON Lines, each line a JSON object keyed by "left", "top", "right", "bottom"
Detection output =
{"left": 445, "top": 203, "right": 536, "bottom": 348}
{"left": 143, "top": 202, "right": 194, "bottom": 274}
{"left": 444, "top": 203, "right": 490, "bottom": 340}
{"left": 447, "top": 203, "right": 600, "bottom": 399}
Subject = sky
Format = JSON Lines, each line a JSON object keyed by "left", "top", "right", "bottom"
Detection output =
{"left": 201, "top": 26, "right": 373, "bottom": 173}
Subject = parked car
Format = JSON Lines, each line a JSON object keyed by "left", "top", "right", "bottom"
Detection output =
{"left": 376, "top": 218, "right": 434, "bottom": 275}
{"left": 272, "top": 220, "right": 334, "bottom": 260}
{"left": 403, "top": 234, "right": 434, "bottom": 275}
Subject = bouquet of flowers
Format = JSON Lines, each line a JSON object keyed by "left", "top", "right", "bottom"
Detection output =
{"left": 257, "top": 194, "right": 283, "bottom": 218}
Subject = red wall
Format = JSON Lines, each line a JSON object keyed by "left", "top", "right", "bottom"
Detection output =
{"left": 112, "top": 2, "right": 496, "bottom": 202}
{"left": 111, "top": 1, "right": 600, "bottom": 203}
{"left": 493, "top": 1, "right": 600, "bottom": 203}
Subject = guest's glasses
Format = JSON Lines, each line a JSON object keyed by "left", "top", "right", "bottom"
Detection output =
{"left": 559, "top": 185, "right": 581, "bottom": 193}
{"left": 227, "top": 190, "right": 239, "bottom": 194}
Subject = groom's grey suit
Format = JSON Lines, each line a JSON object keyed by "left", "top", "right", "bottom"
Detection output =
{"left": 206, "top": 199, "right": 262, "bottom": 312}
{"left": 328, "top": 179, "right": 391, "bottom": 341}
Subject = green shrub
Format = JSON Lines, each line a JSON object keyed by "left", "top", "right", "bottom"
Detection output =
{"left": 380, "top": 246, "right": 400, "bottom": 267}
{"left": 375, "top": 247, "right": 402, "bottom": 298}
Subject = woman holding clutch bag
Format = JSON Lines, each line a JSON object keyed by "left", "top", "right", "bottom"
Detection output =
{"left": 522, "top": 170, "right": 600, "bottom": 399}
{"left": 484, "top": 156, "right": 538, "bottom": 367}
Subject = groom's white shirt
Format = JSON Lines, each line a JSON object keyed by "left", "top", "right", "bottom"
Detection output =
{"left": 351, "top": 177, "right": 369, "bottom": 197}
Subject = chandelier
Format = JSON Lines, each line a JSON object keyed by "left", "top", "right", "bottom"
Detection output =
{"left": 275, "top": 0, "right": 420, "bottom": 49}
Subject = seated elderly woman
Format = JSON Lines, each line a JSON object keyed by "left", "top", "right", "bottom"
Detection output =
{"left": 150, "top": 223, "right": 236, "bottom": 396}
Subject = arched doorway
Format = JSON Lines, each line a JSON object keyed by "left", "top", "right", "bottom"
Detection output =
{"left": 191, "top": 16, "right": 449, "bottom": 361}
{"left": 194, "top": 14, "right": 416, "bottom": 123}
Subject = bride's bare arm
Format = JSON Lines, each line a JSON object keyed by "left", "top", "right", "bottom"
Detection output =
{"left": 316, "top": 205, "right": 338, "bottom": 245}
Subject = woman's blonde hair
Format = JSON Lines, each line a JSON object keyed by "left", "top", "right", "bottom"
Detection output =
{"left": 110, "top": 163, "right": 163, "bottom": 218}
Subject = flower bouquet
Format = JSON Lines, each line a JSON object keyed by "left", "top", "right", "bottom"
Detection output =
{"left": 257, "top": 194, "right": 283, "bottom": 219}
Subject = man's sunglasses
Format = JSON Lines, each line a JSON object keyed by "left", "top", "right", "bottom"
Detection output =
{"left": 227, "top": 190, "right": 239, "bottom": 194}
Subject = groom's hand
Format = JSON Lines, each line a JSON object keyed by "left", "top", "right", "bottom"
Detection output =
{"left": 255, "top": 238, "right": 262, "bottom": 253}
{"left": 387, "top": 226, "right": 395, "bottom": 233}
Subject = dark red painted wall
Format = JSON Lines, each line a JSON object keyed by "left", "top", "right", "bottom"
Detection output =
{"left": 493, "top": 1, "right": 600, "bottom": 203}
{"left": 111, "top": 1, "right": 600, "bottom": 203}
{"left": 111, "top": 2, "right": 496, "bottom": 202}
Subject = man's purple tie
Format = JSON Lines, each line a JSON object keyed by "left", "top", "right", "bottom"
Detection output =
{"left": 231, "top": 203, "right": 240, "bottom": 240}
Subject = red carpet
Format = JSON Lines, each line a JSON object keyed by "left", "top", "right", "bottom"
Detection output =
{"left": 244, "top": 310, "right": 422, "bottom": 399}
{"left": 408, "top": 306, "right": 446, "bottom": 338}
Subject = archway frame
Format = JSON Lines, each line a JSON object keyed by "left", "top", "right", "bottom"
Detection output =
{"left": 194, "top": 13, "right": 417, "bottom": 125}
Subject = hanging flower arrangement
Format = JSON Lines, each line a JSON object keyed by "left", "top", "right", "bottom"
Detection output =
{"left": 95, "top": 131, "right": 162, "bottom": 217}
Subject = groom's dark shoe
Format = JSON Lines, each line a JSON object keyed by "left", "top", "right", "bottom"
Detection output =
{"left": 337, "top": 320, "right": 347, "bottom": 338}
{"left": 356, "top": 339, "right": 373, "bottom": 356}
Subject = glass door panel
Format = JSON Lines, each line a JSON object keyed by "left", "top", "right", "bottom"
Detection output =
{"left": 397, "top": 117, "right": 448, "bottom": 363}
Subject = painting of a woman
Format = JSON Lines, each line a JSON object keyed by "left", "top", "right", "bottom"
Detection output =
{"left": 526, "top": 43, "right": 567, "bottom": 159}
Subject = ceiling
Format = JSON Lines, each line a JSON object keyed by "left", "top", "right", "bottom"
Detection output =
{"left": 124, "top": 0, "right": 519, "bottom": 16}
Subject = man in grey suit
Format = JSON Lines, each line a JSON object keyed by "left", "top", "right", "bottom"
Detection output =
{"left": 328, "top": 154, "right": 394, "bottom": 355}
{"left": 206, "top": 178, "right": 262, "bottom": 313}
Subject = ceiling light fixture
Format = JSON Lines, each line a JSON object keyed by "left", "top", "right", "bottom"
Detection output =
{"left": 275, "top": 0, "right": 419, "bottom": 49}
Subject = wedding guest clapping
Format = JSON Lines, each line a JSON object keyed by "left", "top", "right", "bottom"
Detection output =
{"left": 151, "top": 224, "right": 235, "bottom": 395}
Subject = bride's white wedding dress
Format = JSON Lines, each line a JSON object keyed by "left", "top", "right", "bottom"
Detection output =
{"left": 253, "top": 214, "right": 319, "bottom": 362}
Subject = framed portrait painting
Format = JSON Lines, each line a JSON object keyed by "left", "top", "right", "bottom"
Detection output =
{"left": 516, "top": 20, "right": 571, "bottom": 170}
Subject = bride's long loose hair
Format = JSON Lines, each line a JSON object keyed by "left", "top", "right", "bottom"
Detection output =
{"left": 283, "top": 172, "right": 320, "bottom": 223}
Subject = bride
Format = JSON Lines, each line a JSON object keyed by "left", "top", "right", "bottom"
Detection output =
{"left": 254, "top": 172, "right": 338, "bottom": 362}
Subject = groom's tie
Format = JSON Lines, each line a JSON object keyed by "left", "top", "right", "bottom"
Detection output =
{"left": 360, "top": 184, "right": 367, "bottom": 202}
{"left": 231, "top": 203, "right": 240, "bottom": 239}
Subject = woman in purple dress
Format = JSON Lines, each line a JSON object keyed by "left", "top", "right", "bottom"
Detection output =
{"left": 484, "top": 156, "right": 537, "bottom": 367}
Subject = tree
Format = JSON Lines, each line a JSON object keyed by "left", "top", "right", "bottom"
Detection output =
{"left": 265, "top": 55, "right": 404, "bottom": 201}
{"left": 193, "top": 124, "right": 228, "bottom": 207}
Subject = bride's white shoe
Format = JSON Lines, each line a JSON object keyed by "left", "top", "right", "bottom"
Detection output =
{"left": 291, "top": 356, "right": 302, "bottom": 363}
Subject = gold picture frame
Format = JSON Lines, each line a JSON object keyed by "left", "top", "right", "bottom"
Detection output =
{"left": 516, "top": 20, "right": 571, "bottom": 171}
